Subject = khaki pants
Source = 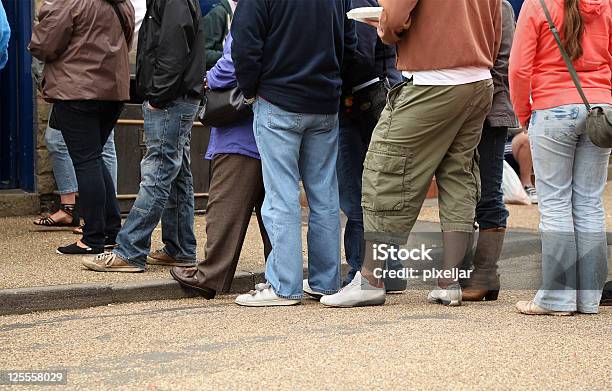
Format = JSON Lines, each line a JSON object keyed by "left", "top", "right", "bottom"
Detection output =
{"left": 362, "top": 80, "right": 494, "bottom": 241}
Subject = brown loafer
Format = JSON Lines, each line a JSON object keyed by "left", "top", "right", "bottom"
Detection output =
{"left": 147, "top": 249, "right": 196, "bottom": 267}
{"left": 82, "top": 253, "right": 144, "bottom": 273}
{"left": 170, "top": 266, "right": 216, "bottom": 299}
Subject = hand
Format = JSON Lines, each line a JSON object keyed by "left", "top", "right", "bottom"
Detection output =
{"left": 363, "top": 18, "right": 379, "bottom": 28}
{"left": 147, "top": 102, "right": 162, "bottom": 111}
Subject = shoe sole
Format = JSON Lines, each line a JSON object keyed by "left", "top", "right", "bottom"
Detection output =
{"left": 82, "top": 260, "right": 143, "bottom": 273}
{"left": 427, "top": 298, "right": 462, "bottom": 307}
{"left": 57, "top": 250, "right": 102, "bottom": 256}
{"left": 169, "top": 269, "right": 215, "bottom": 299}
{"left": 320, "top": 299, "right": 386, "bottom": 308}
{"left": 386, "top": 290, "right": 405, "bottom": 295}
{"left": 516, "top": 309, "right": 573, "bottom": 316}
{"left": 235, "top": 299, "right": 301, "bottom": 307}
{"left": 303, "top": 290, "right": 325, "bottom": 300}
{"left": 147, "top": 256, "right": 195, "bottom": 267}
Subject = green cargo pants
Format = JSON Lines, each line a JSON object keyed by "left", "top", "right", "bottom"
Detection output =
{"left": 362, "top": 79, "right": 494, "bottom": 242}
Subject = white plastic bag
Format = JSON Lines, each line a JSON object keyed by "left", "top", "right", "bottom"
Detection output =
{"left": 502, "top": 160, "right": 530, "bottom": 205}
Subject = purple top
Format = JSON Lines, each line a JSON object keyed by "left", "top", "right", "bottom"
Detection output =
{"left": 205, "top": 33, "right": 259, "bottom": 160}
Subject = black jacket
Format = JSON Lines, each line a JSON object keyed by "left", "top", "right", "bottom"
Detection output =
{"left": 136, "top": 0, "right": 206, "bottom": 108}
{"left": 231, "top": 0, "right": 356, "bottom": 114}
{"left": 343, "top": 0, "right": 402, "bottom": 92}
{"left": 203, "top": 0, "right": 232, "bottom": 69}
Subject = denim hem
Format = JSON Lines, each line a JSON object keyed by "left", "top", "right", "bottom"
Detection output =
{"left": 56, "top": 189, "right": 78, "bottom": 195}
{"left": 477, "top": 222, "right": 507, "bottom": 231}
{"left": 112, "top": 249, "right": 147, "bottom": 269}
{"left": 271, "top": 288, "right": 302, "bottom": 300}
{"left": 534, "top": 297, "right": 576, "bottom": 312}
{"left": 313, "top": 289, "right": 338, "bottom": 295}
{"left": 162, "top": 248, "right": 197, "bottom": 262}
{"left": 440, "top": 222, "right": 475, "bottom": 232}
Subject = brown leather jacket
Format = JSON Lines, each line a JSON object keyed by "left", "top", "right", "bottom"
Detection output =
{"left": 29, "top": 0, "right": 135, "bottom": 102}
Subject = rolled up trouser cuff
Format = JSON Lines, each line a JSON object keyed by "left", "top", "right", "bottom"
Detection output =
{"left": 440, "top": 222, "right": 476, "bottom": 233}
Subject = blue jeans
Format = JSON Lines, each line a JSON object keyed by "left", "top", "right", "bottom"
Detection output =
{"left": 337, "top": 113, "right": 367, "bottom": 284}
{"left": 476, "top": 124, "right": 509, "bottom": 229}
{"left": 115, "top": 98, "right": 200, "bottom": 268}
{"left": 45, "top": 126, "right": 118, "bottom": 194}
{"left": 253, "top": 98, "right": 341, "bottom": 299}
{"left": 529, "top": 104, "right": 610, "bottom": 313}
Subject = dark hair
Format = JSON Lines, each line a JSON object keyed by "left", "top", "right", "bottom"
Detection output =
{"left": 563, "top": 0, "right": 584, "bottom": 60}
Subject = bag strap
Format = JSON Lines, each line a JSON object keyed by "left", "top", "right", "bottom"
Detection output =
{"left": 538, "top": 0, "right": 591, "bottom": 111}
{"left": 109, "top": 1, "right": 130, "bottom": 45}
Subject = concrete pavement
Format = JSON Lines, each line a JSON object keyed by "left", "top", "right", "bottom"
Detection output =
{"left": 0, "top": 255, "right": 610, "bottom": 390}
{"left": 3, "top": 183, "right": 612, "bottom": 314}
{"left": 0, "top": 214, "right": 545, "bottom": 315}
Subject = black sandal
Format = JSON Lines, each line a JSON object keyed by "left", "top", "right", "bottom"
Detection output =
{"left": 34, "top": 203, "right": 80, "bottom": 227}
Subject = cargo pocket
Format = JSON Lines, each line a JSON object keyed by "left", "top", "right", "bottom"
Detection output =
{"left": 362, "top": 146, "right": 409, "bottom": 212}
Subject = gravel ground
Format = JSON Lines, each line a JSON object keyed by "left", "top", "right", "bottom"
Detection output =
{"left": 0, "top": 272, "right": 609, "bottom": 390}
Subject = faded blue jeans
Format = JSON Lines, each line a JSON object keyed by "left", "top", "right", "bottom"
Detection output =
{"left": 114, "top": 98, "right": 200, "bottom": 268}
{"left": 253, "top": 98, "right": 341, "bottom": 299}
{"left": 45, "top": 126, "right": 117, "bottom": 193}
{"left": 529, "top": 104, "right": 610, "bottom": 313}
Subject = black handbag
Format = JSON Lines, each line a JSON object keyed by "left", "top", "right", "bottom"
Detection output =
{"left": 345, "top": 80, "right": 390, "bottom": 145}
{"left": 343, "top": 44, "right": 392, "bottom": 145}
{"left": 539, "top": 0, "right": 612, "bottom": 148}
{"left": 198, "top": 87, "right": 252, "bottom": 128}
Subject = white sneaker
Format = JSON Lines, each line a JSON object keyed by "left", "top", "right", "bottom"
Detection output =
{"left": 320, "top": 272, "right": 385, "bottom": 308}
{"left": 427, "top": 283, "right": 462, "bottom": 306}
{"left": 235, "top": 283, "right": 301, "bottom": 307}
{"left": 524, "top": 186, "right": 538, "bottom": 204}
{"left": 303, "top": 279, "right": 330, "bottom": 300}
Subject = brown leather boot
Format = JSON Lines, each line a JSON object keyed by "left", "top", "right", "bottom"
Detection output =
{"left": 462, "top": 228, "right": 505, "bottom": 301}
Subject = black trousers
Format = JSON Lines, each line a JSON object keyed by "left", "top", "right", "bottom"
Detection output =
{"left": 50, "top": 100, "right": 123, "bottom": 248}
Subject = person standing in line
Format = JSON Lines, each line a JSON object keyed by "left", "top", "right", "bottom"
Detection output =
{"left": 461, "top": 0, "right": 518, "bottom": 302}
{"left": 322, "top": 0, "right": 501, "bottom": 308}
{"left": 33, "top": 124, "right": 118, "bottom": 231}
{"left": 29, "top": 0, "right": 135, "bottom": 255}
{"left": 82, "top": 0, "right": 206, "bottom": 272}
{"left": 231, "top": 0, "right": 357, "bottom": 306}
{"left": 33, "top": 0, "right": 147, "bottom": 235}
{"left": 0, "top": 1, "right": 10, "bottom": 71}
{"left": 510, "top": 0, "right": 612, "bottom": 316}
{"left": 170, "top": 32, "right": 271, "bottom": 298}
{"left": 310, "top": 0, "right": 403, "bottom": 294}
